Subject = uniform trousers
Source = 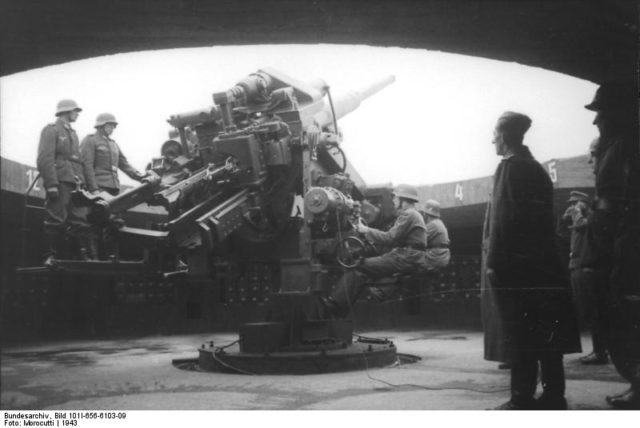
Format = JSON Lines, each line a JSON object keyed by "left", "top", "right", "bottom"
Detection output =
{"left": 43, "top": 182, "right": 87, "bottom": 234}
{"left": 511, "top": 352, "right": 565, "bottom": 404}
{"left": 330, "top": 248, "right": 425, "bottom": 316}
{"left": 570, "top": 268, "right": 607, "bottom": 355}
{"left": 590, "top": 210, "right": 640, "bottom": 391}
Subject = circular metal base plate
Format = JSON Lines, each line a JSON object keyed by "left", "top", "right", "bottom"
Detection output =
{"left": 198, "top": 340, "right": 398, "bottom": 375}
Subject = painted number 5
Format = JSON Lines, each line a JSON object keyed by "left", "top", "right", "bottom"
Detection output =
{"left": 547, "top": 161, "right": 558, "bottom": 183}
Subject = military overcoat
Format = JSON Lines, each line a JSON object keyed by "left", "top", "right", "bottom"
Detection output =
{"left": 482, "top": 145, "right": 581, "bottom": 362}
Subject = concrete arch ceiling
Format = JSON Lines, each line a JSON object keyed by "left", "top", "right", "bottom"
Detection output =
{"left": 0, "top": 0, "right": 637, "bottom": 83}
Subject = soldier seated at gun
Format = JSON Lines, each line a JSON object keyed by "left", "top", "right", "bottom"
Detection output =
{"left": 146, "top": 139, "right": 193, "bottom": 187}
{"left": 322, "top": 184, "right": 434, "bottom": 318}
{"left": 421, "top": 199, "right": 451, "bottom": 270}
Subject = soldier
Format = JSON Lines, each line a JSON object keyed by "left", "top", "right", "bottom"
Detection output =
{"left": 81, "top": 113, "right": 145, "bottom": 196}
{"left": 80, "top": 113, "right": 145, "bottom": 259}
{"left": 583, "top": 82, "right": 640, "bottom": 409}
{"left": 563, "top": 191, "right": 608, "bottom": 365}
{"left": 483, "top": 112, "right": 581, "bottom": 410}
{"left": 322, "top": 184, "right": 428, "bottom": 318}
{"left": 422, "top": 199, "right": 451, "bottom": 270}
{"left": 36, "top": 99, "right": 88, "bottom": 265}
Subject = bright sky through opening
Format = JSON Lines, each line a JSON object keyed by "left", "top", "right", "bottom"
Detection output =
{"left": 0, "top": 44, "right": 598, "bottom": 187}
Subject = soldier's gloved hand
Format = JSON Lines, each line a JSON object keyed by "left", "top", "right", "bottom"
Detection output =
{"left": 47, "top": 187, "right": 59, "bottom": 200}
{"left": 141, "top": 171, "right": 160, "bottom": 185}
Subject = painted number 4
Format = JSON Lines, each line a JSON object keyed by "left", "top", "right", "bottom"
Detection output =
{"left": 454, "top": 183, "right": 463, "bottom": 201}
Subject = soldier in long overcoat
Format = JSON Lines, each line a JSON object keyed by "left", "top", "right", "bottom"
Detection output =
{"left": 483, "top": 112, "right": 581, "bottom": 410}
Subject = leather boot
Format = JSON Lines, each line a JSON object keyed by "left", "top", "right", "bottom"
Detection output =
{"left": 43, "top": 232, "right": 63, "bottom": 268}
{"left": 579, "top": 351, "right": 609, "bottom": 365}
{"left": 606, "top": 387, "right": 640, "bottom": 410}
{"left": 74, "top": 231, "right": 92, "bottom": 261}
{"left": 85, "top": 229, "right": 99, "bottom": 260}
{"left": 537, "top": 354, "right": 567, "bottom": 409}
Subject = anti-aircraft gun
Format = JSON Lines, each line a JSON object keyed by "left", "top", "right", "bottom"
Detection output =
{"left": 71, "top": 68, "right": 397, "bottom": 373}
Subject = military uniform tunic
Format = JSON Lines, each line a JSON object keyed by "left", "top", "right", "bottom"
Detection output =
{"left": 329, "top": 206, "right": 429, "bottom": 312}
{"left": 36, "top": 118, "right": 86, "bottom": 232}
{"left": 424, "top": 218, "right": 451, "bottom": 270}
{"left": 80, "top": 132, "right": 142, "bottom": 194}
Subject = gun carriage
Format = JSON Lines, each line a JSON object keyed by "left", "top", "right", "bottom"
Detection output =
{"left": 30, "top": 68, "right": 399, "bottom": 373}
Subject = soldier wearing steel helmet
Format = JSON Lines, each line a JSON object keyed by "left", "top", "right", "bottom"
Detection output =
{"left": 323, "top": 184, "right": 428, "bottom": 318}
{"left": 36, "top": 99, "right": 89, "bottom": 266}
{"left": 80, "top": 113, "right": 145, "bottom": 196}
{"left": 422, "top": 199, "right": 451, "bottom": 270}
{"left": 80, "top": 113, "right": 145, "bottom": 259}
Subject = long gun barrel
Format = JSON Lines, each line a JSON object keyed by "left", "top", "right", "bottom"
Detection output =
{"left": 313, "top": 75, "right": 395, "bottom": 128}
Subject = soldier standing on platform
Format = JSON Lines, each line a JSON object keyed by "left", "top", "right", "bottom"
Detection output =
{"left": 81, "top": 113, "right": 145, "bottom": 196}
{"left": 583, "top": 82, "right": 640, "bottom": 409}
{"left": 36, "top": 99, "right": 89, "bottom": 266}
{"left": 80, "top": 113, "right": 145, "bottom": 258}
{"left": 563, "top": 191, "right": 609, "bottom": 365}
{"left": 483, "top": 111, "right": 581, "bottom": 410}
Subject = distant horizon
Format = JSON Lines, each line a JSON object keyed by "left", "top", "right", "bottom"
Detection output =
{"left": 0, "top": 44, "right": 599, "bottom": 187}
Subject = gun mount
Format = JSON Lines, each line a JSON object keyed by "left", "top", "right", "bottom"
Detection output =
{"left": 67, "top": 68, "right": 398, "bottom": 373}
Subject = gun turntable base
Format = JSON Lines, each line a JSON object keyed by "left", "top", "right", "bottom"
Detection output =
{"left": 197, "top": 337, "right": 398, "bottom": 375}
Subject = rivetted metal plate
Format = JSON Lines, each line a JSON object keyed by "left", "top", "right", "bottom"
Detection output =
{"left": 197, "top": 338, "right": 398, "bottom": 375}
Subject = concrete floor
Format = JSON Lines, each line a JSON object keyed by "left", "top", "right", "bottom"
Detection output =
{"left": 0, "top": 330, "right": 630, "bottom": 410}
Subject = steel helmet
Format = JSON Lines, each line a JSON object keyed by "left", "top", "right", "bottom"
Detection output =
{"left": 393, "top": 184, "right": 419, "bottom": 203}
{"left": 55, "top": 99, "right": 82, "bottom": 116}
{"left": 424, "top": 199, "right": 441, "bottom": 218}
{"left": 94, "top": 113, "right": 118, "bottom": 128}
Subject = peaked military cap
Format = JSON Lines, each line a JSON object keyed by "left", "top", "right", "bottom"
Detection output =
{"left": 585, "top": 81, "right": 637, "bottom": 112}
{"left": 568, "top": 190, "right": 590, "bottom": 203}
